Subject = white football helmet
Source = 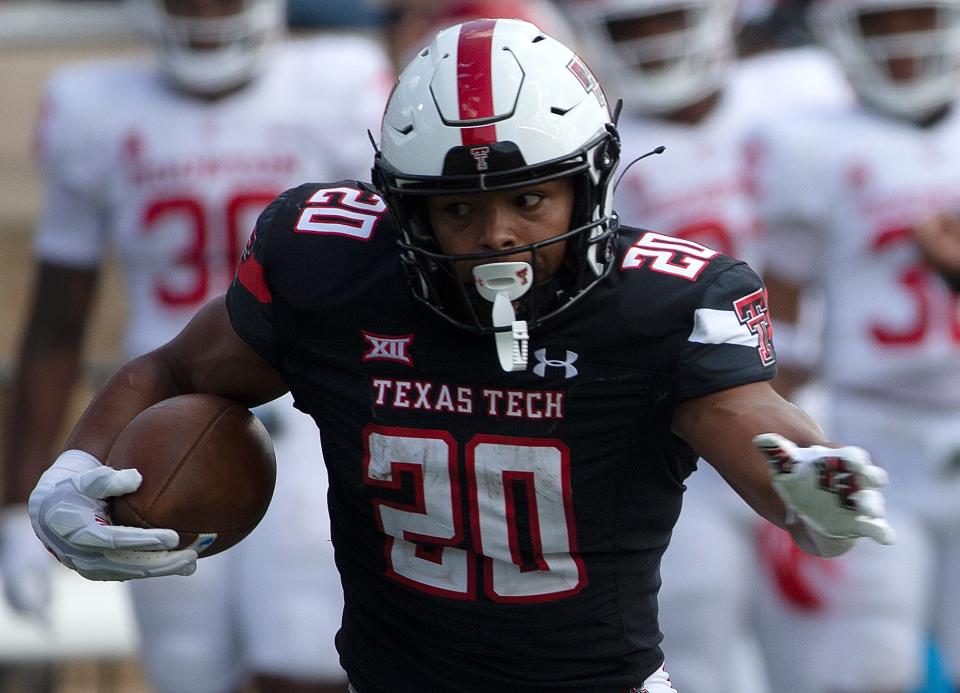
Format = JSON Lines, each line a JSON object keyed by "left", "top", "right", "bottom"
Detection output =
{"left": 560, "top": 0, "right": 738, "bottom": 115}
{"left": 125, "top": 0, "right": 285, "bottom": 95}
{"left": 373, "top": 18, "right": 621, "bottom": 333}
{"left": 809, "top": 0, "right": 960, "bottom": 121}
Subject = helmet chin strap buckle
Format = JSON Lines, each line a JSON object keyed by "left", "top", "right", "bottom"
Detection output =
{"left": 473, "top": 262, "right": 532, "bottom": 372}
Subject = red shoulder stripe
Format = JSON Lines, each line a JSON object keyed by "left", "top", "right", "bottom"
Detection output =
{"left": 237, "top": 254, "right": 272, "bottom": 304}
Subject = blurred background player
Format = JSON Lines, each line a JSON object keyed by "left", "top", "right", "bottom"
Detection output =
{"left": 750, "top": 0, "right": 960, "bottom": 691}
{"left": 381, "top": 0, "right": 576, "bottom": 72}
{"left": 0, "top": 1, "right": 389, "bottom": 692}
{"left": 736, "top": 0, "right": 815, "bottom": 55}
{"left": 557, "top": 1, "right": 849, "bottom": 691}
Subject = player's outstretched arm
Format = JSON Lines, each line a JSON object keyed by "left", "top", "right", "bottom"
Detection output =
{"left": 28, "top": 296, "right": 288, "bottom": 581}
{"left": 671, "top": 381, "right": 895, "bottom": 557}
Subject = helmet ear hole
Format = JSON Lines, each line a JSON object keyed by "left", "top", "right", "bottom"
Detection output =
{"left": 594, "top": 142, "right": 616, "bottom": 173}
{"left": 594, "top": 130, "right": 621, "bottom": 175}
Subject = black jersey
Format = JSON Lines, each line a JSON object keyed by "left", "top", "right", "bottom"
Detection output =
{"left": 226, "top": 181, "right": 776, "bottom": 692}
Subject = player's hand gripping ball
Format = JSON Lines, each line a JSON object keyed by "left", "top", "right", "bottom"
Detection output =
{"left": 107, "top": 394, "right": 276, "bottom": 557}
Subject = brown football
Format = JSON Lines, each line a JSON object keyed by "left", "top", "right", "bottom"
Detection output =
{"left": 107, "top": 393, "right": 277, "bottom": 558}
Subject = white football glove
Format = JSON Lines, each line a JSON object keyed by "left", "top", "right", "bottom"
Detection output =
{"left": 754, "top": 433, "right": 896, "bottom": 557}
{"left": 1, "top": 505, "right": 55, "bottom": 623}
{"left": 28, "top": 450, "right": 198, "bottom": 581}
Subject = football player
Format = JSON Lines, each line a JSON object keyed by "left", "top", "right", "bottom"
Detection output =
{"left": 750, "top": 0, "right": 960, "bottom": 691}
{"left": 556, "top": 1, "right": 849, "bottom": 690}
{"left": 1, "top": 1, "right": 389, "bottom": 692}
{"left": 27, "top": 18, "right": 892, "bottom": 693}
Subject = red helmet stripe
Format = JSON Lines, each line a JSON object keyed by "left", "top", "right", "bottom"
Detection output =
{"left": 457, "top": 18, "right": 498, "bottom": 145}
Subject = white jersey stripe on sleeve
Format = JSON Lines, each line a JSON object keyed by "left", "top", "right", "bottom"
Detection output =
{"left": 688, "top": 308, "right": 756, "bottom": 347}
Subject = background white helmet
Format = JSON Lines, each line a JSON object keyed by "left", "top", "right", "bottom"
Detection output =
{"left": 389, "top": 0, "right": 579, "bottom": 69}
{"left": 373, "top": 18, "right": 621, "bottom": 332}
{"left": 560, "top": 0, "right": 738, "bottom": 115}
{"left": 126, "top": 0, "right": 285, "bottom": 95}
{"left": 809, "top": 0, "right": 960, "bottom": 121}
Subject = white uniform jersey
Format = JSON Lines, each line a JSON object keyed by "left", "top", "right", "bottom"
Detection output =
{"left": 754, "top": 105, "right": 960, "bottom": 407}
{"left": 733, "top": 44, "right": 852, "bottom": 117}
{"left": 613, "top": 49, "right": 850, "bottom": 693}
{"left": 31, "top": 36, "right": 391, "bottom": 691}
{"left": 752, "top": 102, "right": 960, "bottom": 693}
{"left": 615, "top": 101, "right": 763, "bottom": 271}
{"left": 34, "top": 36, "right": 390, "bottom": 358}
{"left": 614, "top": 45, "right": 851, "bottom": 274}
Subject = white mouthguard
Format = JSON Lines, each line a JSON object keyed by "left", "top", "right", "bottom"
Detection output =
{"left": 472, "top": 262, "right": 532, "bottom": 372}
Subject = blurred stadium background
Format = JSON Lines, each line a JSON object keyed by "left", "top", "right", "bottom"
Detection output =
{"left": 0, "top": 2, "right": 383, "bottom": 691}
{"left": 1, "top": 2, "right": 954, "bottom": 693}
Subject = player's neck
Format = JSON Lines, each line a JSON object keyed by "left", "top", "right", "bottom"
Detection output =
{"left": 176, "top": 79, "right": 254, "bottom": 103}
{"left": 909, "top": 103, "right": 954, "bottom": 129}
{"left": 658, "top": 91, "right": 721, "bottom": 126}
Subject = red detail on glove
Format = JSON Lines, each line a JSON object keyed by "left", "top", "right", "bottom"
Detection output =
{"left": 767, "top": 446, "right": 794, "bottom": 473}
{"left": 818, "top": 457, "right": 861, "bottom": 508}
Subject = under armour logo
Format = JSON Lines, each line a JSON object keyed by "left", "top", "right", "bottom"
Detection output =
{"left": 362, "top": 331, "right": 413, "bottom": 366}
{"left": 532, "top": 349, "right": 579, "bottom": 379}
{"left": 470, "top": 146, "right": 491, "bottom": 171}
